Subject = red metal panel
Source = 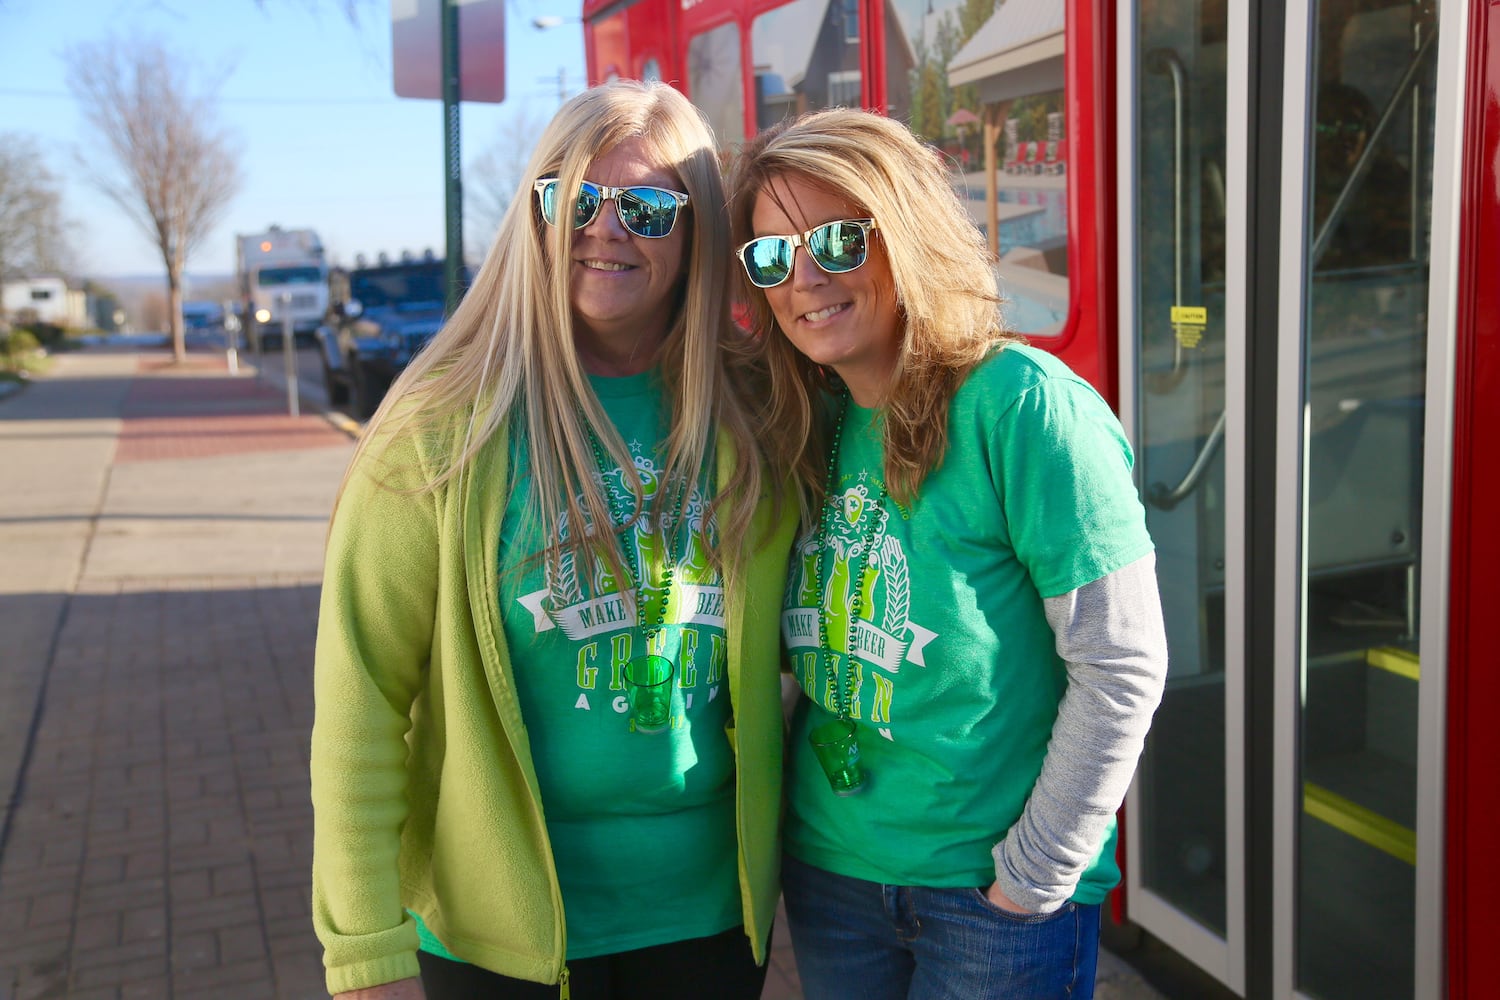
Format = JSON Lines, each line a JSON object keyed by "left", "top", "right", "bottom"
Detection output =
{"left": 584, "top": 0, "right": 683, "bottom": 85}
{"left": 1447, "top": 2, "right": 1500, "bottom": 995}
{"left": 1036, "top": 0, "right": 1110, "bottom": 403}
{"left": 626, "top": 0, "right": 679, "bottom": 84}
{"left": 588, "top": 8, "right": 631, "bottom": 84}
{"left": 866, "top": 0, "right": 887, "bottom": 115}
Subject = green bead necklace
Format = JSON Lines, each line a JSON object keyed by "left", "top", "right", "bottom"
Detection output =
{"left": 814, "top": 391, "right": 890, "bottom": 724}
{"left": 583, "top": 420, "right": 688, "bottom": 659}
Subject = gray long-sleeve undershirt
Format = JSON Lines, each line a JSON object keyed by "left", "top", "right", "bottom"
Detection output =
{"left": 990, "top": 552, "right": 1168, "bottom": 913}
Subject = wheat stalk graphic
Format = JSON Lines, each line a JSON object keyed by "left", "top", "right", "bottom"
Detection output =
{"left": 880, "top": 535, "right": 907, "bottom": 634}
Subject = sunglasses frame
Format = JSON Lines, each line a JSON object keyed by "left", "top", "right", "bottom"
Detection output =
{"left": 533, "top": 178, "right": 691, "bottom": 239}
{"left": 735, "top": 219, "right": 879, "bottom": 288}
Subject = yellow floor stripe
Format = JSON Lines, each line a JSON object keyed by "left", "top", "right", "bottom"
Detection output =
{"left": 1304, "top": 782, "right": 1416, "bottom": 865}
{"left": 1365, "top": 647, "right": 1419, "bottom": 680}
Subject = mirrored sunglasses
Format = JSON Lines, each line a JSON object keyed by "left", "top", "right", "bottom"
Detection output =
{"left": 736, "top": 219, "right": 879, "bottom": 289}
{"left": 533, "top": 178, "right": 690, "bottom": 239}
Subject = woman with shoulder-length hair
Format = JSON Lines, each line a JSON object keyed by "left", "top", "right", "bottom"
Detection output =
{"left": 728, "top": 107, "right": 1168, "bottom": 1000}
{"left": 310, "top": 80, "right": 798, "bottom": 1000}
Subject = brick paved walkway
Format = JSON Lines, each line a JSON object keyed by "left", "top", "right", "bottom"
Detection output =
{"left": 116, "top": 361, "right": 347, "bottom": 464}
{"left": 0, "top": 580, "right": 326, "bottom": 1000}
{"left": 0, "top": 351, "right": 342, "bottom": 999}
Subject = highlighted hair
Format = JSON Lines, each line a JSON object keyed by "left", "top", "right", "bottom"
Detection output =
{"left": 344, "top": 80, "right": 770, "bottom": 591}
{"left": 728, "top": 107, "right": 1018, "bottom": 509}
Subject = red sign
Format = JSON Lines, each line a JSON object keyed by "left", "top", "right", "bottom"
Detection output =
{"left": 392, "top": 0, "right": 506, "bottom": 103}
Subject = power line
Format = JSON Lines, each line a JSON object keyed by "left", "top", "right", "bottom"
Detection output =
{"left": 0, "top": 87, "right": 407, "bottom": 106}
{"left": 1, "top": 86, "right": 568, "bottom": 105}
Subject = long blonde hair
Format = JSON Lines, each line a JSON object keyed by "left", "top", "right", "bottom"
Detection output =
{"left": 346, "top": 80, "right": 768, "bottom": 589}
{"left": 728, "top": 108, "right": 1017, "bottom": 508}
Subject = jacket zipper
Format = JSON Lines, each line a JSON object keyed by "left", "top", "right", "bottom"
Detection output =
{"left": 559, "top": 964, "right": 570, "bottom": 999}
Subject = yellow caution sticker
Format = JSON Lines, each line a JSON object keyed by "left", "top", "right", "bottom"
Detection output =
{"left": 1171, "top": 305, "right": 1207, "bottom": 348}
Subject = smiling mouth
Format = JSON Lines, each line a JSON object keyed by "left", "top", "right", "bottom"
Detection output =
{"left": 581, "top": 260, "right": 633, "bottom": 272}
{"left": 801, "top": 303, "right": 849, "bottom": 323}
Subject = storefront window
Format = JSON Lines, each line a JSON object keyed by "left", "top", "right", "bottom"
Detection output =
{"left": 688, "top": 22, "right": 744, "bottom": 146}
{"left": 887, "top": 0, "right": 1068, "bottom": 336}
{"left": 751, "top": 0, "right": 864, "bottom": 131}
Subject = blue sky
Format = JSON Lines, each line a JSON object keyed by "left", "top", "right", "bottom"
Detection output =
{"left": 0, "top": 0, "right": 586, "bottom": 278}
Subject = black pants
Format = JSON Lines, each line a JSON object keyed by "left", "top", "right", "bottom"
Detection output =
{"left": 416, "top": 925, "right": 768, "bottom": 1000}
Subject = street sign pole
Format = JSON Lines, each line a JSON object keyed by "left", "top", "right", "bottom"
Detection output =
{"left": 280, "top": 293, "right": 299, "bottom": 418}
{"left": 441, "top": 0, "right": 464, "bottom": 317}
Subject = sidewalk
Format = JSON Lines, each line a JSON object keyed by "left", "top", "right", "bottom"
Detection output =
{"left": 0, "top": 347, "right": 352, "bottom": 999}
{"left": 0, "top": 346, "right": 1165, "bottom": 999}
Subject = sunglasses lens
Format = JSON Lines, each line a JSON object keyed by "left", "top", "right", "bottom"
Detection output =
{"left": 573, "top": 182, "right": 602, "bottom": 229}
{"left": 742, "top": 238, "right": 794, "bottom": 288}
{"left": 617, "top": 187, "right": 680, "bottom": 238}
{"left": 538, "top": 180, "right": 684, "bottom": 237}
{"left": 538, "top": 181, "right": 561, "bottom": 226}
{"left": 807, "top": 221, "right": 869, "bottom": 273}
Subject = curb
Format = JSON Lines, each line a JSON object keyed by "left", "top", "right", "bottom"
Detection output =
{"left": 321, "top": 409, "right": 363, "bottom": 440}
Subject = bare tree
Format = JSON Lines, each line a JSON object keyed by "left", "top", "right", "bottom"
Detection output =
{"left": 64, "top": 35, "right": 243, "bottom": 362}
{"left": 466, "top": 103, "right": 548, "bottom": 259}
{"left": 0, "top": 133, "right": 71, "bottom": 307}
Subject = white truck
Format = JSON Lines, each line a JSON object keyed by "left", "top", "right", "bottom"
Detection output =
{"left": 234, "top": 226, "right": 329, "bottom": 349}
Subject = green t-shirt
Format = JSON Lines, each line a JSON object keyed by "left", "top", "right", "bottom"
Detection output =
{"left": 782, "top": 345, "right": 1154, "bottom": 901}
{"left": 421, "top": 368, "right": 740, "bottom": 961}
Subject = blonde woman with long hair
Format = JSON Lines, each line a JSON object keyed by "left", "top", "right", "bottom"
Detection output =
{"left": 310, "top": 81, "right": 796, "bottom": 1000}
{"left": 728, "top": 108, "right": 1167, "bottom": 1000}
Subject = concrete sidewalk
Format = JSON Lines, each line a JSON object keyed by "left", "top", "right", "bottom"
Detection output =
{"left": 0, "top": 347, "right": 353, "bottom": 999}
{"left": 0, "top": 346, "right": 1165, "bottom": 999}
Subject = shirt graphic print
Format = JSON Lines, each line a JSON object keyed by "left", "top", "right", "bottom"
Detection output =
{"left": 782, "top": 471, "right": 940, "bottom": 742}
{"left": 495, "top": 370, "right": 742, "bottom": 958}
{"left": 511, "top": 441, "right": 728, "bottom": 731}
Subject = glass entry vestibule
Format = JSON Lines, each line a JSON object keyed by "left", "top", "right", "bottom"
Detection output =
{"left": 1119, "top": 0, "right": 1454, "bottom": 997}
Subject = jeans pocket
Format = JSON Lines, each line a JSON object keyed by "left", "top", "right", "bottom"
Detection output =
{"left": 968, "top": 888, "right": 1073, "bottom": 924}
{"left": 918, "top": 890, "right": 1096, "bottom": 999}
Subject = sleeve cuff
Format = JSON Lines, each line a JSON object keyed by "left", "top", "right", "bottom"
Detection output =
{"left": 991, "top": 837, "right": 1072, "bottom": 915}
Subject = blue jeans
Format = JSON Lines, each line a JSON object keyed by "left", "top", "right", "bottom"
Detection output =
{"left": 782, "top": 854, "right": 1100, "bottom": 1000}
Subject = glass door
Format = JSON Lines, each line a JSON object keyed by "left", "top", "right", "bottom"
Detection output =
{"left": 1124, "top": 0, "right": 1455, "bottom": 996}
{"left": 1275, "top": 1, "right": 1444, "bottom": 997}
{"left": 1121, "top": 0, "right": 1240, "bottom": 987}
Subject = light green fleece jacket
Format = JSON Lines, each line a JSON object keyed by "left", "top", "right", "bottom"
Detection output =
{"left": 310, "top": 418, "right": 797, "bottom": 995}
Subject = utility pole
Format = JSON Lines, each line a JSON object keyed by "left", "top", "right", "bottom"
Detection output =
{"left": 441, "top": 0, "right": 464, "bottom": 316}
{"left": 537, "top": 67, "right": 568, "bottom": 107}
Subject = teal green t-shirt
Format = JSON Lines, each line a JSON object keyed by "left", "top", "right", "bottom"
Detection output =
{"left": 782, "top": 345, "right": 1154, "bottom": 901}
{"left": 421, "top": 368, "right": 740, "bottom": 961}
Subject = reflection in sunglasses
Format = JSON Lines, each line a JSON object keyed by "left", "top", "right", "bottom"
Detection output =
{"left": 737, "top": 219, "right": 878, "bottom": 289}
{"left": 533, "top": 178, "right": 690, "bottom": 239}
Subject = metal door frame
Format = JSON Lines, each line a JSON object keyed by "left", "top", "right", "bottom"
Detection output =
{"left": 1270, "top": 0, "right": 1464, "bottom": 997}
{"left": 1118, "top": 0, "right": 1249, "bottom": 989}
{"left": 1123, "top": 0, "right": 1468, "bottom": 994}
